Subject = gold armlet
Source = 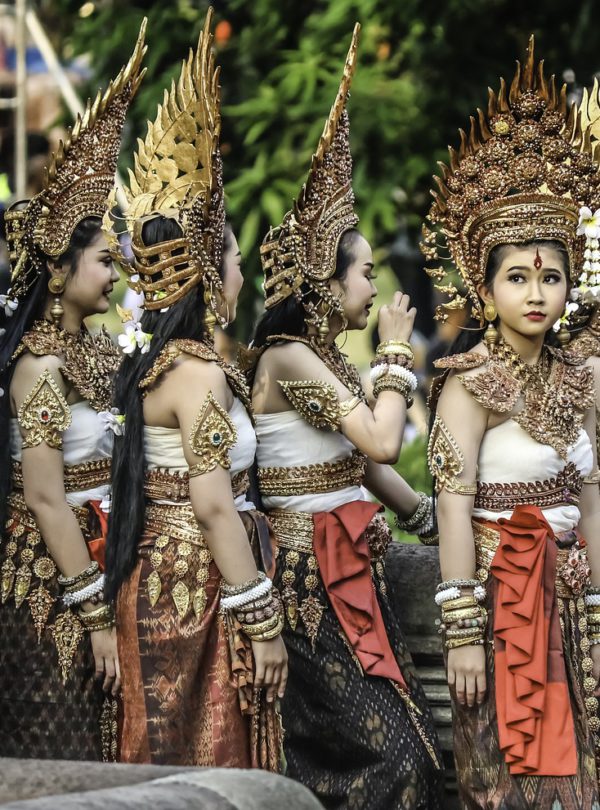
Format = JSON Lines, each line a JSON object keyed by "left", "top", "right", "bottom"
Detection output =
{"left": 427, "top": 414, "right": 476, "bottom": 496}
{"left": 17, "top": 369, "right": 72, "bottom": 450}
{"left": 339, "top": 394, "right": 361, "bottom": 419}
{"left": 188, "top": 391, "right": 237, "bottom": 478}
{"left": 278, "top": 379, "right": 343, "bottom": 431}
{"left": 584, "top": 469, "right": 600, "bottom": 485}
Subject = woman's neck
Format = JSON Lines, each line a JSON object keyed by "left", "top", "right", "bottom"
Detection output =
{"left": 42, "top": 302, "right": 83, "bottom": 335}
{"left": 497, "top": 323, "right": 545, "bottom": 365}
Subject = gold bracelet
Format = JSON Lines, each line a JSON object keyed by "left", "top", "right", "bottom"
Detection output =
{"left": 247, "top": 615, "right": 284, "bottom": 642}
{"left": 442, "top": 607, "right": 485, "bottom": 622}
{"left": 441, "top": 596, "right": 477, "bottom": 612}
{"left": 58, "top": 561, "right": 99, "bottom": 588}
{"left": 445, "top": 635, "right": 484, "bottom": 650}
{"left": 78, "top": 602, "right": 115, "bottom": 632}
{"left": 376, "top": 341, "right": 412, "bottom": 355}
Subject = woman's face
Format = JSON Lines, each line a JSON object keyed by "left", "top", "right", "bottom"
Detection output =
{"left": 478, "top": 243, "right": 568, "bottom": 341}
{"left": 219, "top": 229, "right": 243, "bottom": 323}
{"left": 329, "top": 233, "right": 376, "bottom": 331}
{"left": 56, "top": 231, "right": 119, "bottom": 318}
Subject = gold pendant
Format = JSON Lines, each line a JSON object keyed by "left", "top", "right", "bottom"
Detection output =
{"left": 172, "top": 580, "right": 190, "bottom": 619}
{"left": 299, "top": 594, "right": 325, "bottom": 652}
{"left": 147, "top": 569, "right": 162, "bottom": 607}
{"left": 28, "top": 584, "right": 55, "bottom": 641}
{"left": 14, "top": 562, "right": 32, "bottom": 608}
{"left": 192, "top": 587, "right": 207, "bottom": 618}
{"left": 282, "top": 585, "right": 298, "bottom": 631}
{"left": 52, "top": 609, "right": 84, "bottom": 683}
{"left": 1, "top": 557, "right": 15, "bottom": 603}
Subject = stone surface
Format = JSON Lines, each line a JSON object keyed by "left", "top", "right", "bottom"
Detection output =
{"left": 0, "top": 764, "right": 322, "bottom": 809}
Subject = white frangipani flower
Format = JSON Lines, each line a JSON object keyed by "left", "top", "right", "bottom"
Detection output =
{"left": 99, "top": 408, "right": 126, "bottom": 436}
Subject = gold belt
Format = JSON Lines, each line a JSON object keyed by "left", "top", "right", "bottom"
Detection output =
{"left": 11, "top": 458, "right": 111, "bottom": 493}
{"left": 269, "top": 509, "right": 314, "bottom": 554}
{"left": 472, "top": 520, "right": 589, "bottom": 599}
{"left": 258, "top": 450, "right": 366, "bottom": 497}
{"left": 144, "top": 501, "right": 207, "bottom": 546}
{"left": 474, "top": 462, "right": 583, "bottom": 512}
{"left": 144, "top": 468, "right": 250, "bottom": 503}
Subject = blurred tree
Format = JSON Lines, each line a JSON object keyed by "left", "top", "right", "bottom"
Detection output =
{"left": 40, "top": 0, "right": 600, "bottom": 335}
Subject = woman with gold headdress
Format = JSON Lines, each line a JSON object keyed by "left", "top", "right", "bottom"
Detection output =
{"left": 250, "top": 24, "right": 443, "bottom": 810}
{"left": 424, "top": 37, "right": 600, "bottom": 808}
{"left": 0, "top": 26, "right": 146, "bottom": 759}
{"left": 105, "top": 9, "right": 286, "bottom": 768}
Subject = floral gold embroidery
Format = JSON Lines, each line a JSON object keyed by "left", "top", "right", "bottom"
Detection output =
{"left": 279, "top": 379, "right": 344, "bottom": 431}
{"left": 427, "top": 414, "right": 477, "bottom": 496}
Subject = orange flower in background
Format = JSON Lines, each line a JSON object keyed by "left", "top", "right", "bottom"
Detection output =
{"left": 215, "top": 20, "right": 232, "bottom": 45}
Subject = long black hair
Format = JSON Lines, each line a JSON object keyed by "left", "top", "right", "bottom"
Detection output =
{"left": 252, "top": 228, "right": 363, "bottom": 348}
{"left": 105, "top": 216, "right": 231, "bottom": 602}
{"left": 0, "top": 216, "right": 103, "bottom": 536}
{"left": 445, "top": 238, "right": 570, "bottom": 357}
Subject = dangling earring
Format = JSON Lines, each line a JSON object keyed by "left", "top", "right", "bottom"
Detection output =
{"left": 203, "top": 288, "right": 217, "bottom": 340}
{"left": 557, "top": 322, "right": 571, "bottom": 346}
{"left": 317, "top": 309, "right": 330, "bottom": 345}
{"left": 483, "top": 301, "right": 498, "bottom": 349}
{"left": 48, "top": 275, "right": 65, "bottom": 325}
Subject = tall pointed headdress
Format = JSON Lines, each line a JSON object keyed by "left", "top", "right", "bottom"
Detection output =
{"left": 422, "top": 36, "right": 600, "bottom": 325}
{"left": 5, "top": 20, "right": 147, "bottom": 305}
{"left": 260, "top": 24, "right": 360, "bottom": 326}
{"left": 120, "top": 8, "right": 224, "bottom": 313}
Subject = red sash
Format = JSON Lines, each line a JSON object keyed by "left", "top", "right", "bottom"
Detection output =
{"left": 313, "top": 500, "right": 407, "bottom": 688}
{"left": 490, "top": 504, "right": 576, "bottom": 775}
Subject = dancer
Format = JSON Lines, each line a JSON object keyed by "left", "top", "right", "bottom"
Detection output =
{"left": 105, "top": 9, "right": 286, "bottom": 768}
{"left": 423, "top": 37, "right": 600, "bottom": 808}
{"left": 0, "top": 24, "right": 146, "bottom": 760}
{"left": 250, "top": 24, "right": 443, "bottom": 810}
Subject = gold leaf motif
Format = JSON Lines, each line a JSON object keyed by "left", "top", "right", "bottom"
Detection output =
{"left": 299, "top": 594, "right": 326, "bottom": 652}
{"left": 282, "top": 585, "right": 299, "bottom": 631}
{"left": 192, "top": 587, "right": 207, "bottom": 618}
{"left": 147, "top": 569, "right": 162, "bottom": 607}
{"left": 172, "top": 580, "right": 190, "bottom": 619}
{"left": 188, "top": 391, "right": 237, "bottom": 476}
{"left": 278, "top": 379, "right": 342, "bottom": 431}
{"left": 1, "top": 557, "right": 16, "bottom": 603}
{"left": 28, "top": 584, "right": 55, "bottom": 641}
{"left": 17, "top": 370, "right": 72, "bottom": 450}
{"left": 52, "top": 610, "right": 84, "bottom": 683}
{"left": 32, "top": 556, "right": 56, "bottom": 581}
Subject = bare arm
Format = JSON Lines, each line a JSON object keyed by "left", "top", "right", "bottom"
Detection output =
{"left": 579, "top": 403, "right": 600, "bottom": 586}
{"left": 363, "top": 458, "right": 420, "bottom": 518}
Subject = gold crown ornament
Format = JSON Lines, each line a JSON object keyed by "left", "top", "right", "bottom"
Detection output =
{"left": 4, "top": 20, "right": 147, "bottom": 307}
{"left": 260, "top": 24, "right": 360, "bottom": 335}
{"left": 118, "top": 7, "right": 225, "bottom": 315}
{"left": 421, "top": 35, "right": 600, "bottom": 325}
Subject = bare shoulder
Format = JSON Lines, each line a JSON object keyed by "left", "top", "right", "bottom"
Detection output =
{"left": 168, "top": 353, "right": 227, "bottom": 395}
{"left": 12, "top": 352, "right": 66, "bottom": 391}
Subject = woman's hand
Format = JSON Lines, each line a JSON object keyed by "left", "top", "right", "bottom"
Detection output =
{"left": 447, "top": 645, "right": 486, "bottom": 708}
{"left": 89, "top": 626, "right": 121, "bottom": 696}
{"left": 377, "top": 292, "right": 416, "bottom": 345}
{"left": 251, "top": 635, "right": 288, "bottom": 703}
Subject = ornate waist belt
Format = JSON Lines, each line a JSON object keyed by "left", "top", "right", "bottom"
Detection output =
{"left": 11, "top": 458, "right": 111, "bottom": 493}
{"left": 144, "top": 468, "right": 250, "bottom": 503}
{"left": 258, "top": 450, "right": 366, "bottom": 497}
{"left": 472, "top": 519, "right": 590, "bottom": 599}
{"left": 474, "top": 461, "right": 583, "bottom": 512}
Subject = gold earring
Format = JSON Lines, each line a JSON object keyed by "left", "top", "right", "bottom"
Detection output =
{"left": 483, "top": 301, "right": 498, "bottom": 349}
{"left": 557, "top": 323, "right": 570, "bottom": 346}
{"left": 203, "top": 288, "right": 217, "bottom": 340}
{"left": 48, "top": 275, "right": 65, "bottom": 325}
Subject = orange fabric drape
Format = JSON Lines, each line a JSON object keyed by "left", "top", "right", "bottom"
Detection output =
{"left": 490, "top": 504, "right": 577, "bottom": 776}
{"left": 313, "top": 500, "right": 407, "bottom": 688}
{"left": 87, "top": 499, "right": 107, "bottom": 570}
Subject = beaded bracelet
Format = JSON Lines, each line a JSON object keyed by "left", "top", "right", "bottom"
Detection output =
{"left": 221, "top": 571, "right": 266, "bottom": 597}
{"left": 370, "top": 363, "right": 418, "bottom": 388}
{"left": 434, "top": 587, "right": 461, "bottom": 606}
{"left": 585, "top": 593, "right": 600, "bottom": 606}
{"left": 63, "top": 574, "right": 105, "bottom": 607}
{"left": 395, "top": 492, "right": 433, "bottom": 534}
{"left": 221, "top": 577, "right": 273, "bottom": 610}
{"left": 58, "top": 561, "right": 100, "bottom": 589}
{"left": 372, "top": 376, "right": 414, "bottom": 406}
{"left": 436, "top": 578, "right": 479, "bottom": 592}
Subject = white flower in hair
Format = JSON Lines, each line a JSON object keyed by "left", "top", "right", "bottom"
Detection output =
{"left": 0, "top": 295, "right": 18, "bottom": 317}
{"left": 577, "top": 206, "right": 600, "bottom": 239}
{"left": 135, "top": 325, "right": 152, "bottom": 353}
{"left": 99, "top": 493, "right": 111, "bottom": 513}
{"left": 99, "top": 408, "right": 126, "bottom": 436}
{"left": 118, "top": 322, "right": 139, "bottom": 355}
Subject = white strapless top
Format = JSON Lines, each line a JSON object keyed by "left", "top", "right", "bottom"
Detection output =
{"left": 10, "top": 400, "right": 112, "bottom": 507}
{"left": 144, "top": 397, "right": 256, "bottom": 511}
{"left": 473, "top": 418, "right": 593, "bottom": 533}
{"left": 254, "top": 410, "right": 367, "bottom": 512}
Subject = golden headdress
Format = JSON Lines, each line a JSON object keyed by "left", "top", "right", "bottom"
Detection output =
{"left": 260, "top": 24, "right": 360, "bottom": 332}
{"left": 422, "top": 36, "right": 600, "bottom": 325}
{"left": 120, "top": 8, "right": 224, "bottom": 313}
{"left": 5, "top": 20, "right": 147, "bottom": 305}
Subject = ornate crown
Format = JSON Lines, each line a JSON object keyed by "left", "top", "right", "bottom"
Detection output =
{"left": 5, "top": 20, "right": 147, "bottom": 304}
{"left": 120, "top": 8, "right": 224, "bottom": 312}
{"left": 260, "top": 24, "right": 360, "bottom": 322}
{"left": 421, "top": 36, "right": 600, "bottom": 325}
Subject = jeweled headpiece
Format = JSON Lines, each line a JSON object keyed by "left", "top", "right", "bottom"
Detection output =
{"left": 120, "top": 8, "right": 224, "bottom": 313}
{"left": 5, "top": 20, "right": 147, "bottom": 304}
{"left": 260, "top": 24, "right": 360, "bottom": 326}
{"left": 422, "top": 36, "right": 600, "bottom": 324}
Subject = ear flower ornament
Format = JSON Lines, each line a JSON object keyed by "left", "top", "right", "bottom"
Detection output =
{"left": 99, "top": 408, "right": 126, "bottom": 436}
{"left": 0, "top": 294, "right": 18, "bottom": 317}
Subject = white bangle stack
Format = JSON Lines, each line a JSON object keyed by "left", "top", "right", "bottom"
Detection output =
{"left": 62, "top": 573, "right": 105, "bottom": 606}
{"left": 220, "top": 576, "right": 273, "bottom": 611}
{"left": 434, "top": 586, "right": 461, "bottom": 606}
{"left": 370, "top": 363, "right": 418, "bottom": 391}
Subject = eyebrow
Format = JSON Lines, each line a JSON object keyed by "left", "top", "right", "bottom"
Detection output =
{"left": 506, "top": 264, "right": 562, "bottom": 273}
{"left": 98, "top": 248, "right": 111, "bottom": 256}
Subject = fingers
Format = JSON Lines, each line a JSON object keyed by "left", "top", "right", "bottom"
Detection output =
{"left": 113, "top": 656, "right": 122, "bottom": 696}
{"left": 278, "top": 659, "right": 288, "bottom": 699}
{"left": 254, "top": 657, "right": 265, "bottom": 690}
{"left": 476, "top": 671, "right": 486, "bottom": 704}
{"left": 95, "top": 655, "right": 105, "bottom": 682}
{"left": 263, "top": 663, "right": 275, "bottom": 703}
{"left": 102, "top": 656, "right": 116, "bottom": 693}
{"left": 465, "top": 674, "right": 477, "bottom": 708}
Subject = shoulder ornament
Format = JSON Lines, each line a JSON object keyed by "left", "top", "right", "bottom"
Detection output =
{"left": 188, "top": 391, "right": 237, "bottom": 478}
{"left": 278, "top": 379, "right": 356, "bottom": 431}
{"left": 427, "top": 414, "right": 477, "bottom": 497}
{"left": 17, "top": 370, "right": 72, "bottom": 450}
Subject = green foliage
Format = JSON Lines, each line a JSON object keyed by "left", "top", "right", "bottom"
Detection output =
{"left": 42, "top": 0, "right": 600, "bottom": 337}
{"left": 387, "top": 434, "right": 432, "bottom": 543}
